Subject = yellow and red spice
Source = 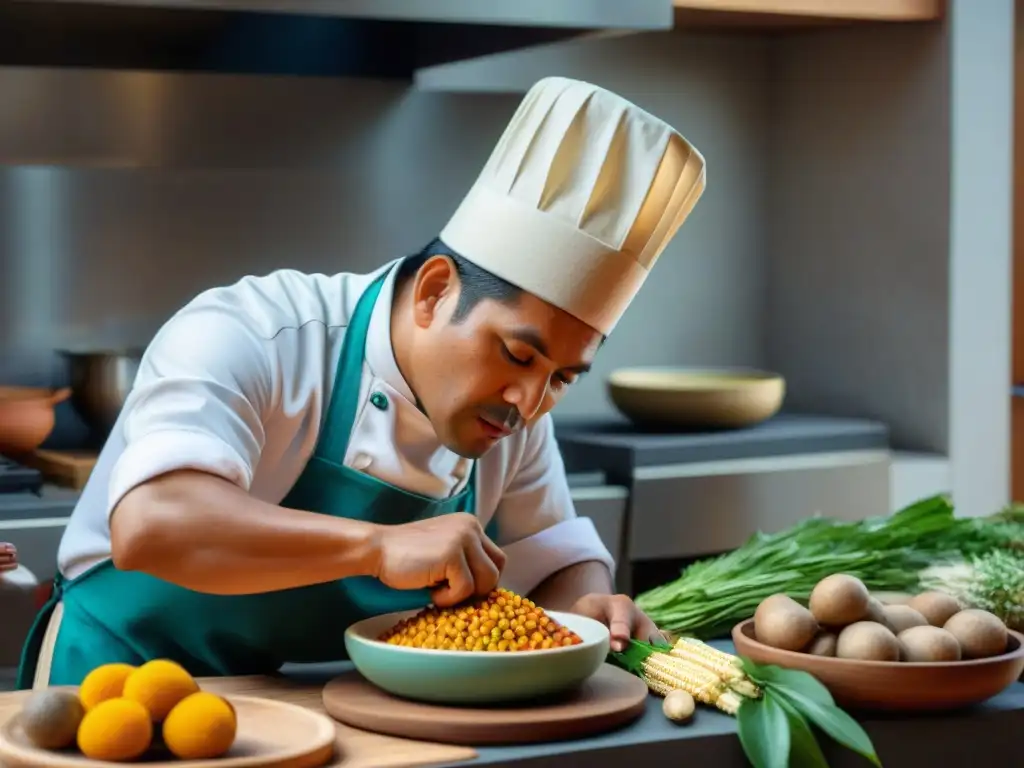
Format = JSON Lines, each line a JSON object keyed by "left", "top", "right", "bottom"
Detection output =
{"left": 378, "top": 588, "right": 584, "bottom": 652}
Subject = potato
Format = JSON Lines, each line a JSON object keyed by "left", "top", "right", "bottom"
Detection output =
{"left": 897, "top": 625, "right": 962, "bottom": 662}
{"left": 806, "top": 631, "right": 838, "bottom": 657}
{"left": 662, "top": 690, "right": 695, "bottom": 724}
{"left": 943, "top": 609, "right": 1008, "bottom": 659}
{"left": 907, "top": 591, "right": 961, "bottom": 628}
{"left": 754, "top": 594, "right": 819, "bottom": 651}
{"left": 882, "top": 604, "right": 930, "bottom": 635}
{"left": 836, "top": 621, "right": 900, "bottom": 661}
{"left": 809, "top": 574, "right": 871, "bottom": 627}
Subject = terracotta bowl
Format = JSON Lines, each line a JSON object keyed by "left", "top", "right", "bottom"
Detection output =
{"left": 0, "top": 387, "right": 71, "bottom": 455}
{"left": 732, "top": 618, "right": 1024, "bottom": 712}
{"left": 607, "top": 367, "right": 785, "bottom": 430}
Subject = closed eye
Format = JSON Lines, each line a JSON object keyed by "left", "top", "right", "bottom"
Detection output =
{"left": 502, "top": 344, "right": 531, "bottom": 367}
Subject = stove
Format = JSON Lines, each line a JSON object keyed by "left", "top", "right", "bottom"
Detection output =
{"left": 0, "top": 455, "right": 42, "bottom": 495}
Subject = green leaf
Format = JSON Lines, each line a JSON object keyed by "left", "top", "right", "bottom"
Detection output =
{"left": 737, "top": 693, "right": 790, "bottom": 768}
{"left": 607, "top": 639, "right": 662, "bottom": 675}
{"left": 773, "top": 688, "right": 882, "bottom": 767}
{"left": 741, "top": 660, "right": 835, "bottom": 706}
{"left": 775, "top": 696, "right": 829, "bottom": 768}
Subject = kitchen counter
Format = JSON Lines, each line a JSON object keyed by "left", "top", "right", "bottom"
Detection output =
{"left": 1, "top": 651, "right": 1020, "bottom": 767}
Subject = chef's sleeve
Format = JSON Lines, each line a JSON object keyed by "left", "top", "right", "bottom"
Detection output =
{"left": 493, "top": 414, "right": 616, "bottom": 597}
{"left": 106, "top": 303, "right": 273, "bottom": 518}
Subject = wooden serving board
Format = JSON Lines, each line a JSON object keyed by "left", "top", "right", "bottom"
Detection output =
{"left": 0, "top": 678, "right": 477, "bottom": 768}
{"left": 322, "top": 664, "right": 649, "bottom": 746}
{"left": 0, "top": 695, "right": 334, "bottom": 768}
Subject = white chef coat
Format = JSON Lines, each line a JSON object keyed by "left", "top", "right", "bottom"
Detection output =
{"left": 57, "top": 260, "right": 615, "bottom": 598}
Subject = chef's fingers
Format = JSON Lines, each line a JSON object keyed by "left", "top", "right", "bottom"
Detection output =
{"left": 634, "top": 612, "right": 662, "bottom": 643}
{"left": 478, "top": 533, "right": 507, "bottom": 574}
{"left": 605, "top": 597, "right": 635, "bottom": 653}
{"left": 465, "top": 535, "right": 501, "bottom": 596}
{"left": 431, "top": 550, "right": 474, "bottom": 607}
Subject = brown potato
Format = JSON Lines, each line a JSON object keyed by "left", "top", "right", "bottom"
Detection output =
{"left": 897, "top": 625, "right": 962, "bottom": 662}
{"left": 907, "top": 591, "right": 961, "bottom": 628}
{"left": 809, "top": 574, "right": 871, "bottom": 627}
{"left": 943, "top": 609, "right": 1008, "bottom": 659}
{"left": 754, "top": 594, "right": 819, "bottom": 651}
{"left": 836, "top": 621, "right": 900, "bottom": 661}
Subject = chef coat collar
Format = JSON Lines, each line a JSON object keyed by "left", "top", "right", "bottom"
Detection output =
{"left": 364, "top": 263, "right": 417, "bottom": 405}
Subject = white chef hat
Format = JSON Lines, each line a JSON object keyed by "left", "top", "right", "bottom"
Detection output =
{"left": 441, "top": 76, "right": 706, "bottom": 336}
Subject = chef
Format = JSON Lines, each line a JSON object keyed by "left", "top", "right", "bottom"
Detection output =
{"left": 18, "top": 76, "right": 706, "bottom": 689}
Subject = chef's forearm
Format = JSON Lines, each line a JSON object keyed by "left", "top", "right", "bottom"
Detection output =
{"left": 110, "top": 469, "right": 381, "bottom": 595}
{"left": 527, "top": 560, "right": 614, "bottom": 611}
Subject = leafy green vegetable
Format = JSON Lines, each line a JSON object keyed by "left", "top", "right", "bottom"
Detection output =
{"left": 636, "top": 494, "right": 1022, "bottom": 638}
{"left": 776, "top": 696, "right": 829, "bottom": 768}
{"left": 741, "top": 659, "right": 881, "bottom": 768}
{"left": 741, "top": 660, "right": 834, "bottom": 706}
{"left": 771, "top": 687, "right": 880, "bottom": 767}
{"left": 738, "top": 691, "right": 790, "bottom": 768}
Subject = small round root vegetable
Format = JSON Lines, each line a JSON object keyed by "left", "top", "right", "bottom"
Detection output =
{"left": 835, "top": 621, "right": 900, "bottom": 661}
{"left": 662, "top": 690, "right": 696, "bottom": 724}
{"left": 809, "top": 574, "right": 871, "bottom": 627}
{"left": 943, "top": 609, "right": 1008, "bottom": 659}
{"left": 754, "top": 594, "right": 819, "bottom": 651}
{"left": 907, "top": 591, "right": 961, "bottom": 628}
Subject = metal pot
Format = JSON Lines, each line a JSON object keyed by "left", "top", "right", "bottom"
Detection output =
{"left": 62, "top": 349, "right": 143, "bottom": 435}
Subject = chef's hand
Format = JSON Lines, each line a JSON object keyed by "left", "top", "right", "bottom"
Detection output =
{"left": 569, "top": 593, "right": 670, "bottom": 653}
{"left": 0, "top": 543, "right": 16, "bottom": 573}
{"left": 374, "top": 513, "right": 506, "bottom": 607}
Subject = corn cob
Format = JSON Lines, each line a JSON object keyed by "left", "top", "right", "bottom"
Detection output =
{"left": 671, "top": 638, "right": 762, "bottom": 699}
{"left": 639, "top": 651, "right": 744, "bottom": 715}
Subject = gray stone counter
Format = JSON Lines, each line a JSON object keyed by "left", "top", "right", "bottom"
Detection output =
{"left": 283, "top": 655, "right": 1024, "bottom": 768}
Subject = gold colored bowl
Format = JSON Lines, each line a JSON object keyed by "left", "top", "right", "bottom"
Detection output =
{"left": 606, "top": 367, "right": 785, "bottom": 430}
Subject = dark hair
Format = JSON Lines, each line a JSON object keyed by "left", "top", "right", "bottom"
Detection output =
{"left": 395, "top": 237, "right": 523, "bottom": 323}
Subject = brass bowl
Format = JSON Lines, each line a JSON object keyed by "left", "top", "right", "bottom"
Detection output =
{"left": 732, "top": 618, "right": 1024, "bottom": 712}
{"left": 607, "top": 367, "right": 785, "bottom": 429}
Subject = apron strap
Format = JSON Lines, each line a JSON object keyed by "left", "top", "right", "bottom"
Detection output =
{"left": 316, "top": 269, "right": 391, "bottom": 462}
{"left": 32, "top": 601, "right": 64, "bottom": 690}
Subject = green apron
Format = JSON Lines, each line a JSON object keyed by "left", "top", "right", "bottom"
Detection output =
{"left": 17, "top": 267, "right": 493, "bottom": 688}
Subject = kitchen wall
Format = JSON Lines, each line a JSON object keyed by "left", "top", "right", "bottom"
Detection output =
{"left": 0, "top": 31, "right": 771, "bottom": 420}
{"left": 765, "top": 23, "right": 951, "bottom": 454}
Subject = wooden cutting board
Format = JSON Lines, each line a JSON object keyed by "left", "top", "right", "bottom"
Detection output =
{"left": 322, "top": 664, "right": 649, "bottom": 746}
{"left": 23, "top": 451, "right": 97, "bottom": 491}
{"left": 0, "top": 677, "right": 477, "bottom": 768}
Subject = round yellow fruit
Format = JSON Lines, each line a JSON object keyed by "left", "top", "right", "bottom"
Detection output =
{"left": 77, "top": 698, "right": 152, "bottom": 761}
{"left": 79, "top": 663, "right": 136, "bottom": 710}
{"left": 162, "top": 692, "right": 237, "bottom": 760}
{"left": 122, "top": 659, "right": 199, "bottom": 721}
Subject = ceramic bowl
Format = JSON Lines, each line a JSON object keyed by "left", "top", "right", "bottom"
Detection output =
{"left": 345, "top": 609, "right": 610, "bottom": 705}
{"left": 732, "top": 618, "right": 1024, "bottom": 712}
{"left": 606, "top": 367, "right": 785, "bottom": 430}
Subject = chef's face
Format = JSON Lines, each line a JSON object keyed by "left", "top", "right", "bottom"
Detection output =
{"left": 404, "top": 256, "right": 603, "bottom": 458}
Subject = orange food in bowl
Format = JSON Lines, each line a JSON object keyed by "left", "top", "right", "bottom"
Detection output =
{"left": 378, "top": 587, "right": 584, "bottom": 652}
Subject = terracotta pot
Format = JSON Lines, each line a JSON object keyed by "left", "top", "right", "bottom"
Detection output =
{"left": 0, "top": 387, "right": 72, "bottom": 456}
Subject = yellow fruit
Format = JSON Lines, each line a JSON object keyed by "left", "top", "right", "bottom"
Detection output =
{"left": 122, "top": 659, "right": 199, "bottom": 721}
{"left": 79, "top": 663, "right": 136, "bottom": 710}
{"left": 19, "top": 689, "right": 85, "bottom": 749}
{"left": 162, "top": 692, "right": 237, "bottom": 760}
{"left": 77, "top": 698, "right": 152, "bottom": 761}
